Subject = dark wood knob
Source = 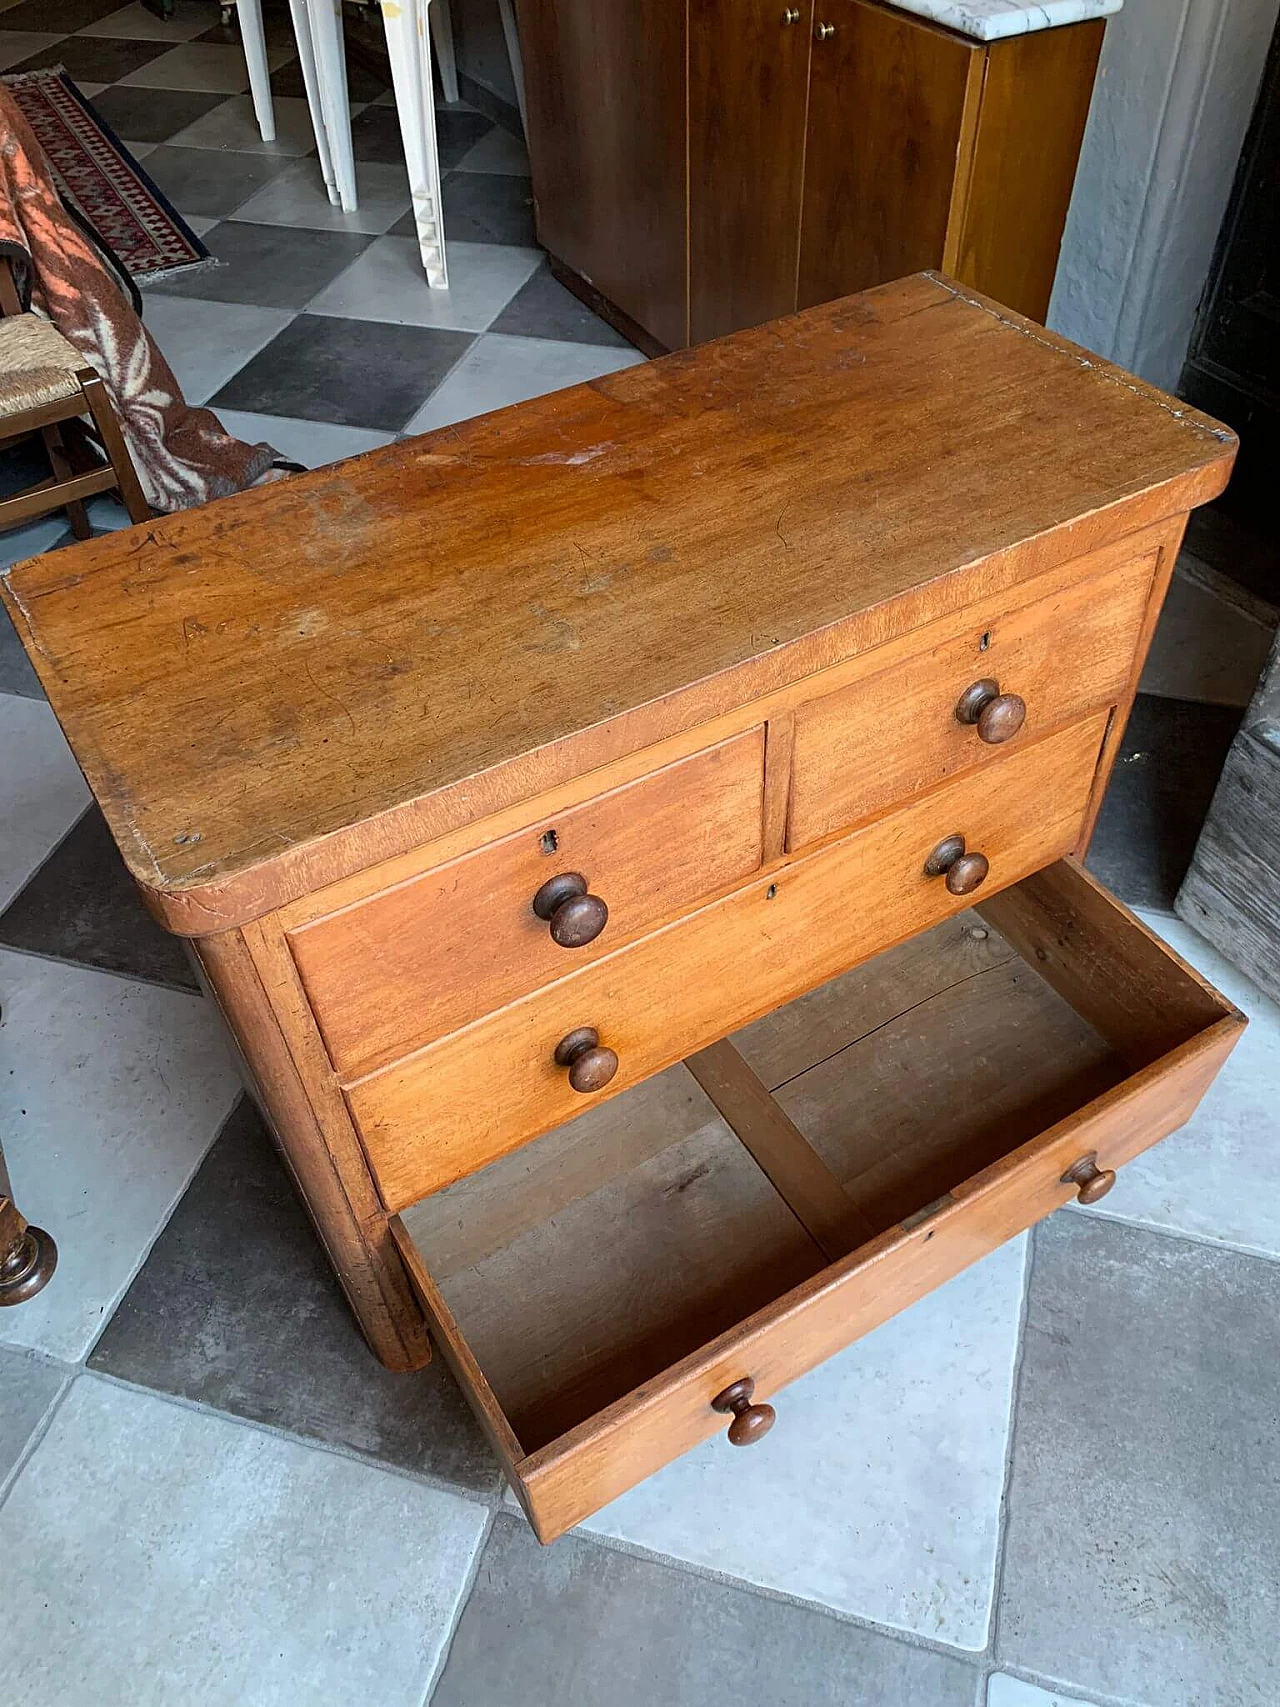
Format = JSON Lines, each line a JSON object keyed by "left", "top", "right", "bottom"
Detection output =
{"left": 923, "top": 834, "right": 990, "bottom": 896}
{"left": 955, "top": 678, "right": 1026, "bottom": 744}
{"left": 1061, "top": 1151, "right": 1117, "bottom": 1204}
{"left": 711, "top": 1377, "right": 776, "bottom": 1446}
{"left": 532, "top": 872, "right": 609, "bottom": 948}
{"left": 553, "top": 1027, "right": 619, "bottom": 1093}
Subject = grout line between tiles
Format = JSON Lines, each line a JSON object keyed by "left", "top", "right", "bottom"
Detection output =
{"left": 421, "top": 1504, "right": 498, "bottom": 1706}
{"left": 81, "top": 1365, "right": 504, "bottom": 1512}
{"left": 562, "top": 1516, "right": 989, "bottom": 1668}
{"left": 993, "top": 1657, "right": 1145, "bottom": 1707}
{"left": 0, "top": 1362, "right": 76, "bottom": 1510}
{"left": 985, "top": 1225, "right": 1038, "bottom": 1668}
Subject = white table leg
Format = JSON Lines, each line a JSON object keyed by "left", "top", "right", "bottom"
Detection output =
{"left": 308, "top": 0, "right": 359, "bottom": 213}
{"left": 497, "top": 0, "right": 527, "bottom": 136}
{"left": 429, "top": 0, "right": 459, "bottom": 104}
{"left": 287, "top": 0, "right": 339, "bottom": 204}
{"left": 381, "top": 0, "right": 448, "bottom": 287}
{"left": 236, "top": 0, "right": 277, "bottom": 142}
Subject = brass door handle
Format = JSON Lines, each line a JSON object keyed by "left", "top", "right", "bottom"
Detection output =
{"left": 815, "top": 20, "right": 836, "bottom": 38}
{"left": 782, "top": 6, "right": 800, "bottom": 21}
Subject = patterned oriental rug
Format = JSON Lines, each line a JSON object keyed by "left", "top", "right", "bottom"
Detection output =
{"left": 1, "top": 67, "right": 210, "bottom": 284}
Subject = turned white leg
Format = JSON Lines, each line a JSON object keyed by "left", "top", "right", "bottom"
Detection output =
{"left": 286, "top": 0, "right": 339, "bottom": 204}
{"left": 236, "top": 0, "right": 277, "bottom": 142}
{"left": 429, "top": 0, "right": 459, "bottom": 105}
{"left": 497, "top": 0, "right": 527, "bottom": 135}
{"left": 381, "top": 0, "right": 448, "bottom": 287}
{"left": 308, "top": 0, "right": 359, "bottom": 213}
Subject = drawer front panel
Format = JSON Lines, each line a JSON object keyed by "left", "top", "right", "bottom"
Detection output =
{"left": 511, "top": 1019, "right": 1238, "bottom": 1539}
{"left": 788, "top": 551, "right": 1156, "bottom": 849}
{"left": 351, "top": 710, "right": 1110, "bottom": 1211}
{"left": 291, "top": 730, "right": 766, "bottom": 1076}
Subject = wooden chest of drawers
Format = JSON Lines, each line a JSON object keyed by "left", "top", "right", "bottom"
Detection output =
{"left": 2, "top": 274, "right": 1245, "bottom": 1541}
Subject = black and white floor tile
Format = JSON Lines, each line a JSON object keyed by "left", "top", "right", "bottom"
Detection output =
{"left": 2, "top": 3, "right": 1280, "bottom": 1703}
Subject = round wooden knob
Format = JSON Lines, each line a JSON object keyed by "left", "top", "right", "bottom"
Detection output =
{"left": 532, "top": 872, "right": 609, "bottom": 948}
{"left": 0, "top": 1220, "right": 58, "bottom": 1307}
{"left": 923, "top": 834, "right": 990, "bottom": 896}
{"left": 711, "top": 1377, "right": 776, "bottom": 1446}
{"left": 553, "top": 1027, "right": 619, "bottom": 1093}
{"left": 1060, "top": 1151, "right": 1117, "bottom": 1204}
{"left": 955, "top": 678, "right": 1027, "bottom": 744}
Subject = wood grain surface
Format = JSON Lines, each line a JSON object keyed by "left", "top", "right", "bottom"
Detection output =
{"left": 0, "top": 276, "right": 1234, "bottom": 933}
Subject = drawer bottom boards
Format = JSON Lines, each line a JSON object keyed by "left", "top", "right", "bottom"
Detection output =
{"left": 391, "top": 862, "right": 1243, "bottom": 1541}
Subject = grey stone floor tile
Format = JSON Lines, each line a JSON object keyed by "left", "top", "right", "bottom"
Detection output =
{"left": 491, "top": 259, "right": 636, "bottom": 347}
{"left": 2, "top": 0, "right": 117, "bottom": 26}
{"left": 5, "top": 32, "right": 165, "bottom": 77}
{"left": 270, "top": 50, "right": 389, "bottom": 104}
{"left": 210, "top": 312, "right": 475, "bottom": 430}
{"left": 140, "top": 143, "right": 296, "bottom": 219}
{"left": 147, "top": 219, "right": 372, "bottom": 309}
{"left": 90, "top": 1096, "right": 501, "bottom": 1494}
{"left": 0, "top": 1346, "right": 65, "bottom": 1491}
{"left": 349, "top": 102, "right": 491, "bottom": 168}
{"left": 1, "top": 594, "right": 45, "bottom": 696}
{"left": 411, "top": 170, "right": 536, "bottom": 246}
{"left": 998, "top": 1214, "right": 1280, "bottom": 1707}
{"left": 88, "top": 82, "right": 227, "bottom": 145}
{"left": 987, "top": 1678, "right": 1102, "bottom": 1706}
{"left": 433, "top": 1514, "right": 980, "bottom": 1707}
{"left": 0, "top": 805, "right": 195, "bottom": 990}
{"left": 1086, "top": 693, "right": 1242, "bottom": 911}
{"left": 2, "top": 1376, "right": 489, "bottom": 1707}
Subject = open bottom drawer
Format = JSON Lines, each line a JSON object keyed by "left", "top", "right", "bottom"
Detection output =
{"left": 391, "top": 861, "right": 1244, "bottom": 1541}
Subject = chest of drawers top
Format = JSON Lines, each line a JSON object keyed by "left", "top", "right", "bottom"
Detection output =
{"left": 0, "top": 272, "right": 1233, "bottom": 934}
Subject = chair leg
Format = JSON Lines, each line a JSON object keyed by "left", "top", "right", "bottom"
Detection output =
{"left": 287, "top": 0, "right": 339, "bottom": 204}
{"left": 497, "top": 0, "right": 527, "bottom": 135}
{"left": 309, "top": 0, "right": 358, "bottom": 214}
{"left": 40, "top": 422, "right": 91, "bottom": 538}
{"left": 237, "top": 0, "right": 278, "bottom": 143}
{"left": 382, "top": 0, "right": 448, "bottom": 288}
{"left": 78, "top": 371, "right": 151, "bottom": 524}
{"left": 429, "top": 0, "right": 459, "bottom": 105}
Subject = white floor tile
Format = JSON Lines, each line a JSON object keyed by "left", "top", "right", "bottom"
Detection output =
{"left": 183, "top": 214, "right": 218, "bottom": 237}
{"left": 0, "top": 32, "right": 63, "bottom": 70}
{"left": 211, "top": 409, "right": 396, "bottom": 469}
{"left": 141, "top": 295, "right": 294, "bottom": 404}
{"left": 988, "top": 1679, "right": 1100, "bottom": 1707}
{"left": 1071, "top": 912, "right": 1280, "bottom": 1261}
{"left": 582, "top": 1238, "right": 1029, "bottom": 1650}
{"left": 307, "top": 236, "right": 541, "bottom": 330}
{"left": 1, "top": 1378, "right": 489, "bottom": 1707}
{"left": 0, "top": 950, "right": 240, "bottom": 1362}
{"left": 168, "top": 94, "right": 318, "bottom": 157}
{"left": 120, "top": 41, "right": 261, "bottom": 94}
{"left": 404, "top": 332, "right": 645, "bottom": 432}
{"left": 1139, "top": 563, "right": 1276, "bottom": 707}
{"left": 231, "top": 157, "right": 412, "bottom": 235}
{"left": 80, "top": 0, "right": 217, "bottom": 40}
{"left": 455, "top": 127, "right": 530, "bottom": 174}
{"left": 0, "top": 697, "right": 90, "bottom": 912}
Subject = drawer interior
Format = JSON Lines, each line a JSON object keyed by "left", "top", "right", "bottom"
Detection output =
{"left": 398, "top": 861, "right": 1237, "bottom": 1462}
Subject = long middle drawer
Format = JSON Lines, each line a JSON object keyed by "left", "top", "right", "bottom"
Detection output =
{"left": 347, "top": 709, "right": 1111, "bottom": 1211}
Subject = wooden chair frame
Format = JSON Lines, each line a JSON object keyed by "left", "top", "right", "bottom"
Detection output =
{"left": 0, "top": 260, "right": 150, "bottom": 538}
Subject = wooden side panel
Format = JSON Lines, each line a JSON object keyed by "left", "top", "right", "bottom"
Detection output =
{"left": 193, "top": 929, "right": 432, "bottom": 1373}
{"left": 289, "top": 730, "right": 766, "bottom": 1077}
{"left": 798, "top": 0, "right": 977, "bottom": 309}
{"left": 955, "top": 19, "right": 1105, "bottom": 323}
{"left": 349, "top": 713, "right": 1110, "bottom": 1211}
{"left": 515, "top": 0, "right": 688, "bottom": 349}
{"left": 689, "top": 0, "right": 813, "bottom": 341}
{"left": 515, "top": 1019, "right": 1241, "bottom": 1539}
{"left": 788, "top": 547, "right": 1157, "bottom": 848}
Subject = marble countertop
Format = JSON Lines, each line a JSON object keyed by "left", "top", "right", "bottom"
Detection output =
{"left": 883, "top": 0, "right": 1122, "bottom": 43}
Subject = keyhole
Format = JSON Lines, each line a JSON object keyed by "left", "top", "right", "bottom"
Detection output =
{"left": 540, "top": 829, "right": 558, "bottom": 855}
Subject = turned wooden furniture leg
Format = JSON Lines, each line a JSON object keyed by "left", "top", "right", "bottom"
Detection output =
{"left": 194, "top": 928, "right": 433, "bottom": 1371}
{"left": 0, "top": 1140, "right": 57, "bottom": 1307}
{"left": 78, "top": 370, "right": 151, "bottom": 524}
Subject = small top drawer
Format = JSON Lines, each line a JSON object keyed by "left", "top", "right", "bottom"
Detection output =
{"left": 787, "top": 551, "right": 1157, "bottom": 849}
{"left": 289, "top": 730, "right": 767, "bottom": 1075}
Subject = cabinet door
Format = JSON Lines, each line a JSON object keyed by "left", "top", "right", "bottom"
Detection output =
{"left": 516, "top": 0, "right": 687, "bottom": 350}
{"left": 798, "top": 0, "right": 979, "bottom": 310}
{"left": 689, "top": 0, "right": 814, "bottom": 343}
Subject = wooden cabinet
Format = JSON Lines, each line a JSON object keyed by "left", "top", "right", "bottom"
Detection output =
{"left": 2, "top": 274, "right": 1241, "bottom": 1537}
{"left": 519, "top": 0, "right": 1105, "bottom": 348}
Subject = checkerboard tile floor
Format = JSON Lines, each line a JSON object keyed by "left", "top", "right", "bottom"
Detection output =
{"left": 3, "top": 4, "right": 1280, "bottom": 1704}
